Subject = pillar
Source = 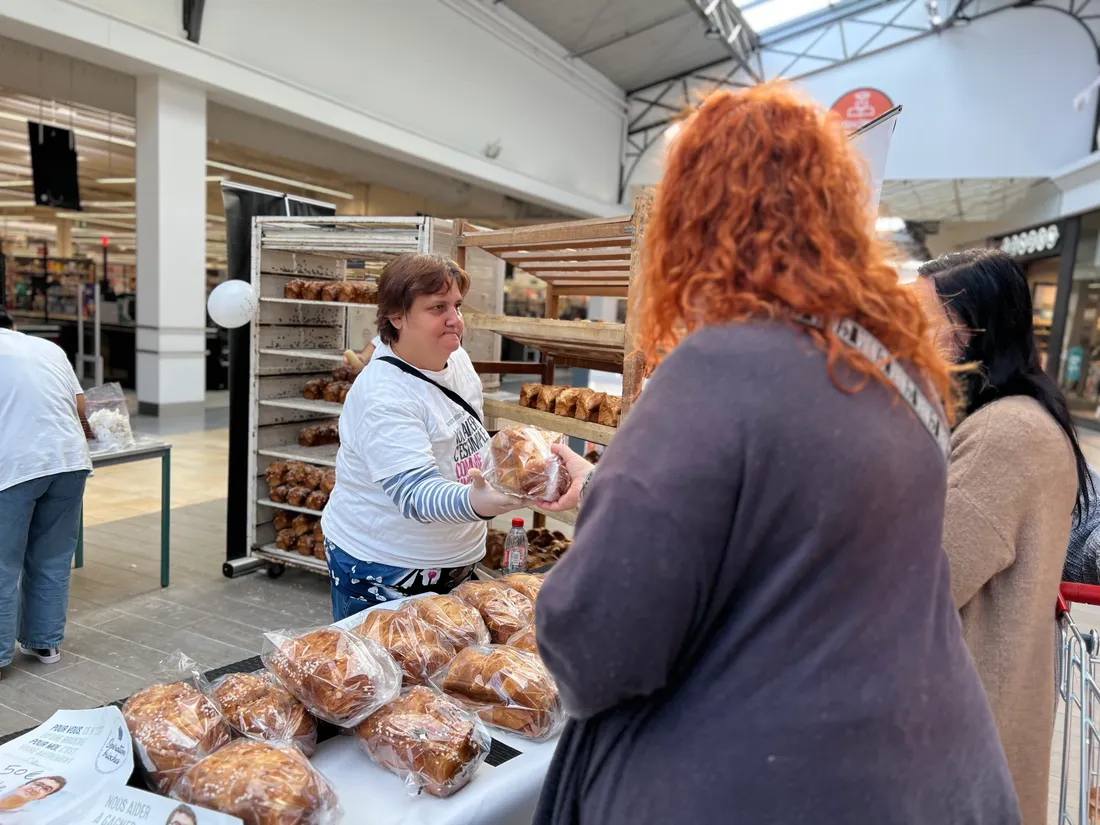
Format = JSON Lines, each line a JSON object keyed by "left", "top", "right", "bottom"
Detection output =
{"left": 55, "top": 220, "right": 72, "bottom": 258}
{"left": 135, "top": 75, "right": 207, "bottom": 417}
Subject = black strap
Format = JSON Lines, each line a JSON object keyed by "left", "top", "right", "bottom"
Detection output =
{"left": 378, "top": 355, "right": 483, "bottom": 424}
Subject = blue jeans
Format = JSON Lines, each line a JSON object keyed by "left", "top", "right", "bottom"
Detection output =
{"left": 325, "top": 539, "right": 475, "bottom": 622}
{"left": 0, "top": 471, "right": 88, "bottom": 666}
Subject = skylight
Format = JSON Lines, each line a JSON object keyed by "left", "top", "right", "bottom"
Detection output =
{"left": 736, "top": 0, "right": 843, "bottom": 33}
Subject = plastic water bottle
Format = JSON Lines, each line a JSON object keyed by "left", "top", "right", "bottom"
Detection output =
{"left": 503, "top": 518, "right": 529, "bottom": 574}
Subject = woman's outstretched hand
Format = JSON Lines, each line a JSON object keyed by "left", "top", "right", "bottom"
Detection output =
{"left": 468, "top": 468, "right": 526, "bottom": 518}
{"left": 536, "top": 443, "right": 595, "bottom": 512}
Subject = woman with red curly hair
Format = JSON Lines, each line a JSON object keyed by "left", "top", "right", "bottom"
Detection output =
{"left": 532, "top": 84, "right": 1019, "bottom": 824}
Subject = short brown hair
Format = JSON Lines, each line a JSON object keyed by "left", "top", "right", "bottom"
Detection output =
{"left": 376, "top": 253, "right": 470, "bottom": 345}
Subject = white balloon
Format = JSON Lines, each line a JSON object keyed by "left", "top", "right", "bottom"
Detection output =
{"left": 207, "top": 279, "right": 257, "bottom": 329}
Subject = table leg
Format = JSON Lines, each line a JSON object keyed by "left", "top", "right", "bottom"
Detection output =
{"left": 161, "top": 449, "right": 171, "bottom": 588}
{"left": 74, "top": 505, "right": 83, "bottom": 569}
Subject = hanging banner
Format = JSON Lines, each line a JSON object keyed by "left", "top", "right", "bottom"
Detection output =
{"left": 220, "top": 183, "right": 336, "bottom": 565}
{"left": 847, "top": 104, "right": 902, "bottom": 215}
{"left": 832, "top": 88, "right": 894, "bottom": 132}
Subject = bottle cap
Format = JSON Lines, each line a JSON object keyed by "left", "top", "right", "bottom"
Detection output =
{"left": 511, "top": 517, "right": 525, "bottom": 528}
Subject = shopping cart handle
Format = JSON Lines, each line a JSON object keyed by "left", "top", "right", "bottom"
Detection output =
{"left": 1060, "top": 582, "right": 1100, "bottom": 606}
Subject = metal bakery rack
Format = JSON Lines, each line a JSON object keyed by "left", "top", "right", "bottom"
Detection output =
{"left": 455, "top": 195, "right": 651, "bottom": 527}
{"left": 247, "top": 216, "right": 460, "bottom": 578}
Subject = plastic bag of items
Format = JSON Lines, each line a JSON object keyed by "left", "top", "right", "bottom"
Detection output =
{"left": 84, "top": 381, "right": 134, "bottom": 451}
{"left": 122, "top": 650, "right": 232, "bottom": 794}
{"left": 209, "top": 670, "right": 318, "bottom": 756}
{"left": 350, "top": 608, "right": 457, "bottom": 686}
{"left": 172, "top": 739, "right": 341, "bottom": 825}
{"left": 401, "top": 594, "right": 491, "bottom": 650}
{"left": 453, "top": 580, "right": 534, "bottom": 644}
{"left": 262, "top": 626, "right": 401, "bottom": 727}
{"left": 480, "top": 425, "right": 571, "bottom": 502}
{"left": 354, "top": 686, "right": 491, "bottom": 798}
{"left": 434, "top": 645, "right": 562, "bottom": 740}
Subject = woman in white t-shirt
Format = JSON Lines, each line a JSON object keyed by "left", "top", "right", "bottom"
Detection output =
{"left": 320, "top": 253, "right": 523, "bottom": 620}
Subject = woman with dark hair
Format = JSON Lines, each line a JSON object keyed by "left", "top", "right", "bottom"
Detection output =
{"left": 917, "top": 248, "right": 1088, "bottom": 825}
{"left": 320, "top": 253, "right": 523, "bottom": 620}
{"left": 530, "top": 83, "right": 1019, "bottom": 825}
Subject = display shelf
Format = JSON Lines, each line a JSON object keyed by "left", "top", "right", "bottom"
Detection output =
{"left": 483, "top": 398, "right": 616, "bottom": 445}
{"left": 258, "top": 347, "right": 347, "bottom": 361}
{"left": 247, "top": 217, "right": 458, "bottom": 577}
{"left": 254, "top": 544, "right": 329, "bottom": 574}
{"left": 256, "top": 498, "right": 324, "bottom": 517}
{"left": 463, "top": 312, "right": 625, "bottom": 368}
{"left": 259, "top": 398, "right": 344, "bottom": 416}
{"left": 260, "top": 296, "right": 376, "bottom": 310}
{"left": 257, "top": 443, "right": 339, "bottom": 467}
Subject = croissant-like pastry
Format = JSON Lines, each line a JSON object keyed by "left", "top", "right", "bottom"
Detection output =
{"left": 576, "top": 390, "right": 605, "bottom": 422}
{"left": 598, "top": 394, "right": 622, "bottom": 427}
{"left": 552, "top": 388, "right": 582, "bottom": 418}
{"left": 354, "top": 686, "right": 488, "bottom": 798}
{"left": 302, "top": 281, "right": 325, "bottom": 302}
{"left": 403, "top": 595, "right": 490, "bottom": 649}
{"left": 452, "top": 581, "right": 534, "bottom": 644}
{"left": 536, "top": 385, "right": 566, "bottom": 413}
{"left": 353, "top": 609, "right": 456, "bottom": 686}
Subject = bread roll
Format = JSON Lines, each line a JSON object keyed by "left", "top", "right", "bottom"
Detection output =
{"left": 272, "top": 510, "right": 292, "bottom": 532}
{"left": 483, "top": 426, "right": 570, "bottom": 501}
{"left": 598, "top": 394, "right": 622, "bottom": 427}
{"left": 321, "top": 282, "right": 341, "bottom": 302}
{"left": 404, "top": 595, "right": 490, "bottom": 650}
{"left": 212, "top": 672, "right": 317, "bottom": 756}
{"left": 295, "top": 535, "right": 316, "bottom": 557}
{"left": 284, "top": 280, "right": 305, "bottom": 299}
{"left": 337, "top": 282, "right": 356, "bottom": 303}
{"left": 320, "top": 468, "right": 337, "bottom": 495}
{"left": 174, "top": 739, "right": 339, "bottom": 825}
{"left": 298, "top": 423, "right": 340, "bottom": 448}
{"left": 286, "top": 486, "right": 312, "bottom": 507}
{"left": 305, "top": 490, "right": 329, "bottom": 512}
{"left": 553, "top": 388, "right": 582, "bottom": 418}
{"left": 441, "top": 646, "right": 560, "bottom": 739}
{"left": 519, "top": 383, "right": 542, "bottom": 408}
{"left": 123, "top": 681, "right": 231, "bottom": 794}
{"left": 283, "top": 463, "right": 310, "bottom": 486}
{"left": 355, "top": 686, "right": 489, "bottom": 798}
{"left": 576, "top": 390, "right": 605, "bottom": 422}
{"left": 338, "top": 384, "right": 350, "bottom": 404}
{"left": 498, "top": 573, "right": 543, "bottom": 603}
{"left": 302, "top": 281, "right": 325, "bottom": 302}
{"left": 263, "top": 626, "right": 401, "bottom": 727}
{"left": 303, "top": 467, "right": 324, "bottom": 490}
{"left": 264, "top": 461, "right": 289, "bottom": 488}
{"left": 453, "top": 581, "right": 534, "bottom": 644}
{"left": 269, "top": 485, "right": 289, "bottom": 504}
{"left": 536, "top": 385, "right": 565, "bottom": 412}
{"left": 507, "top": 625, "right": 539, "bottom": 655}
{"left": 302, "top": 379, "right": 328, "bottom": 400}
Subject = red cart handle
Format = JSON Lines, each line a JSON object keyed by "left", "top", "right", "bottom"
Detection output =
{"left": 1060, "top": 582, "right": 1100, "bottom": 607}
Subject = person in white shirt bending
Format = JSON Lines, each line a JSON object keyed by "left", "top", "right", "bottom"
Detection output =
{"left": 320, "top": 254, "right": 523, "bottom": 620}
{"left": 0, "top": 310, "right": 92, "bottom": 672}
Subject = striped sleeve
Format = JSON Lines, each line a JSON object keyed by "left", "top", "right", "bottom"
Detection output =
{"left": 380, "top": 465, "right": 483, "bottom": 524}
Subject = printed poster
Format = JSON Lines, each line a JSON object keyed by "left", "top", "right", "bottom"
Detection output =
{"left": 77, "top": 786, "right": 241, "bottom": 825}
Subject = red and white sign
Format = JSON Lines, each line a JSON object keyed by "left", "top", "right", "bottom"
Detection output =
{"left": 831, "top": 88, "right": 893, "bottom": 132}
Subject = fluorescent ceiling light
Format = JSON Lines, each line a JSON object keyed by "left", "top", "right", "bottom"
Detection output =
{"left": 96, "top": 177, "right": 135, "bottom": 185}
{"left": 0, "top": 162, "right": 31, "bottom": 176}
{"left": 0, "top": 112, "right": 136, "bottom": 147}
{"left": 56, "top": 212, "right": 136, "bottom": 220}
{"left": 737, "top": 0, "right": 834, "bottom": 32}
{"left": 83, "top": 200, "right": 135, "bottom": 208}
{"left": 0, "top": 180, "right": 32, "bottom": 188}
{"left": 206, "top": 161, "right": 353, "bottom": 199}
{"left": 0, "top": 200, "right": 34, "bottom": 207}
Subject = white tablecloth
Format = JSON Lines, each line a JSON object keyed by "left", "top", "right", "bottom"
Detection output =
{"left": 321, "top": 596, "right": 558, "bottom": 825}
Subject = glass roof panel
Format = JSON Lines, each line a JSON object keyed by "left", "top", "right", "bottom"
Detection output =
{"left": 736, "top": 0, "right": 847, "bottom": 33}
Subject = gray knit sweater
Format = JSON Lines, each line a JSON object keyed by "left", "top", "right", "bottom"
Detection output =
{"left": 1064, "top": 465, "right": 1100, "bottom": 584}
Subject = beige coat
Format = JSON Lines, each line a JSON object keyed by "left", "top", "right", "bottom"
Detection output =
{"left": 944, "top": 395, "right": 1078, "bottom": 825}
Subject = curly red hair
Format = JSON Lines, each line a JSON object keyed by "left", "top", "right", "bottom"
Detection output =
{"left": 637, "top": 83, "right": 953, "bottom": 417}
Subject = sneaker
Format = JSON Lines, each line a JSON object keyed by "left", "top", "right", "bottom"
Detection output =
{"left": 18, "top": 645, "right": 60, "bottom": 664}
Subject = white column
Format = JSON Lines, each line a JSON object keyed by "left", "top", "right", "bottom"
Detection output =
{"left": 135, "top": 75, "right": 207, "bottom": 416}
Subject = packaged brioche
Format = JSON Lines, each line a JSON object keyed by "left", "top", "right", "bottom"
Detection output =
{"left": 402, "top": 595, "right": 491, "bottom": 650}
{"left": 172, "top": 739, "right": 341, "bottom": 825}
{"left": 355, "top": 686, "right": 490, "bottom": 798}
{"left": 498, "top": 572, "right": 544, "bottom": 603}
{"left": 507, "top": 625, "right": 539, "bottom": 655}
{"left": 453, "top": 580, "right": 534, "bottom": 644}
{"left": 210, "top": 671, "right": 318, "bottom": 756}
{"left": 435, "top": 645, "right": 562, "bottom": 740}
{"left": 263, "top": 626, "right": 401, "bottom": 727}
{"left": 481, "top": 425, "right": 571, "bottom": 502}
{"left": 122, "top": 651, "right": 232, "bottom": 794}
{"left": 351, "top": 608, "right": 457, "bottom": 686}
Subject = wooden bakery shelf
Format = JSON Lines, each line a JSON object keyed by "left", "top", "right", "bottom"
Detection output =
{"left": 483, "top": 398, "right": 616, "bottom": 446}
{"left": 463, "top": 312, "right": 625, "bottom": 368}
